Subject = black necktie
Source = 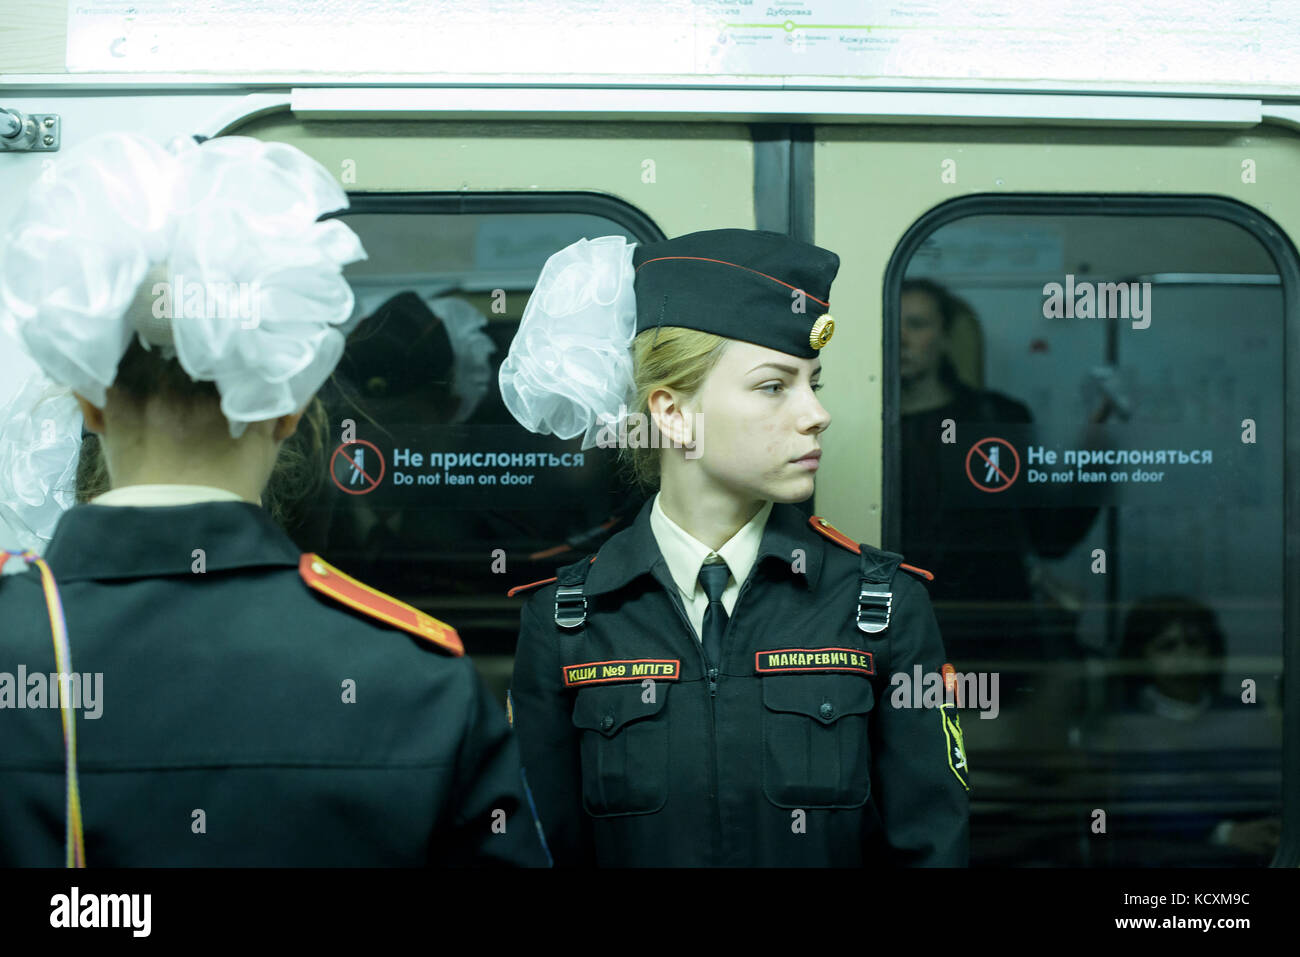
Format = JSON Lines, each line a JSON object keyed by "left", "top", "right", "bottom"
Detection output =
{"left": 697, "top": 559, "right": 730, "bottom": 671}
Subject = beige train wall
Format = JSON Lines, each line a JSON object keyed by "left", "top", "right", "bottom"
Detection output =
{"left": 4, "top": 106, "right": 1300, "bottom": 549}
{"left": 2, "top": 1, "right": 1300, "bottom": 548}
{"left": 0, "top": 2, "right": 64, "bottom": 76}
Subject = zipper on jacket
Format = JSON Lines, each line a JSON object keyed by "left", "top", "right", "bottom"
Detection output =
{"left": 662, "top": 580, "right": 721, "bottom": 863}
{"left": 713, "top": 566, "right": 761, "bottom": 864}
{"left": 661, "top": 565, "right": 761, "bottom": 865}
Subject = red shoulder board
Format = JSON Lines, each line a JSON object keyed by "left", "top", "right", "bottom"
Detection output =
{"left": 810, "top": 515, "right": 860, "bottom": 554}
{"left": 809, "top": 516, "right": 935, "bottom": 581}
{"left": 506, "top": 555, "right": 597, "bottom": 598}
{"left": 299, "top": 554, "right": 463, "bottom": 656}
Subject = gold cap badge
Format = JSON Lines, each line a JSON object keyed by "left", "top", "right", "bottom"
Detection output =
{"left": 809, "top": 314, "right": 834, "bottom": 350}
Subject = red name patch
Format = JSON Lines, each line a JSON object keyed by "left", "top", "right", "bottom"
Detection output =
{"left": 562, "top": 658, "right": 681, "bottom": 687}
{"left": 755, "top": 647, "right": 874, "bottom": 675}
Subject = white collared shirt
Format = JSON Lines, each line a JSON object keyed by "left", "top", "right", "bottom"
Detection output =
{"left": 91, "top": 484, "right": 250, "bottom": 507}
{"left": 649, "top": 493, "right": 774, "bottom": 642}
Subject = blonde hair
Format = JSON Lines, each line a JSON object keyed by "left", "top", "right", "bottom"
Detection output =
{"left": 619, "top": 326, "right": 730, "bottom": 489}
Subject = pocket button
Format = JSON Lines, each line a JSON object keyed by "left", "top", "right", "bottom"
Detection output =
{"left": 820, "top": 701, "right": 834, "bottom": 720}
{"left": 601, "top": 713, "right": 614, "bottom": 731}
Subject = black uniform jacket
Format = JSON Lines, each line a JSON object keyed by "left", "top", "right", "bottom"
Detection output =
{"left": 0, "top": 501, "right": 548, "bottom": 867}
{"left": 510, "top": 498, "right": 970, "bottom": 866}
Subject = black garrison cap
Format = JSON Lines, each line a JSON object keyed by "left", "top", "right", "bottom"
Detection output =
{"left": 340, "top": 291, "right": 453, "bottom": 398}
{"left": 631, "top": 228, "right": 840, "bottom": 358}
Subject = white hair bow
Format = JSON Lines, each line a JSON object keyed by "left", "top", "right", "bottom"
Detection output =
{"left": 498, "top": 236, "right": 637, "bottom": 449}
{"left": 0, "top": 370, "right": 81, "bottom": 553}
{"left": 0, "top": 131, "right": 367, "bottom": 438}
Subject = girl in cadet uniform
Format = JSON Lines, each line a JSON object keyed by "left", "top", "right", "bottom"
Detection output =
{"left": 499, "top": 228, "right": 970, "bottom": 866}
{"left": 0, "top": 132, "right": 546, "bottom": 867}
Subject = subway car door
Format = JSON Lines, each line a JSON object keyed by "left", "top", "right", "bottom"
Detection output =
{"left": 815, "top": 116, "right": 1299, "bottom": 867}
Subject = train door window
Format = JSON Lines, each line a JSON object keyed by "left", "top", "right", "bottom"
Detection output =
{"left": 270, "top": 196, "right": 664, "bottom": 698}
{"left": 887, "top": 199, "right": 1288, "bottom": 867}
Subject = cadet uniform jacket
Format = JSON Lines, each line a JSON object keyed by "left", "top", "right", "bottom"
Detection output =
{"left": 509, "top": 498, "right": 970, "bottom": 867}
{"left": 0, "top": 501, "right": 548, "bottom": 867}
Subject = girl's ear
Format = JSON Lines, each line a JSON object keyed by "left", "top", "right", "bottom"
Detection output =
{"left": 72, "top": 393, "right": 106, "bottom": 435}
{"left": 646, "top": 386, "right": 692, "bottom": 447}
{"left": 272, "top": 409, "right": 306, "bottom": 442}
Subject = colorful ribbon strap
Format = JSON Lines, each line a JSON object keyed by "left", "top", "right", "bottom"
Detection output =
{"left": 9, "top": 550, "right": 85, "bottom": 867}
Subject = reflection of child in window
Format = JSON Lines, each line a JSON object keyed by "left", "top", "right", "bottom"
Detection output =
{"left": 1118, "top": 595, "right": 1226, "bottom": 716}
{"left": 1118, "top": 595, "right": 1281, "bottom": 859}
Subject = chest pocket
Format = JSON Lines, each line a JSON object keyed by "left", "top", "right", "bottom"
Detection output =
{"left": 760, "top": 673, "right": 874, "bottom": 809}
{"left": 571, "top": 683, "right": 671, "bottom": 817}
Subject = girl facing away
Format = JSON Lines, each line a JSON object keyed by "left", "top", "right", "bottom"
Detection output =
{"left": 0, "top": 132, "right": 546, "bottom": 867}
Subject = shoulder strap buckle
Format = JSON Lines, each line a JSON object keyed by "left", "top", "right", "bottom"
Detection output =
{"left": 554, "top": 584, "right": 588, "bottom": 629}
{"left": 857, "top": 547, "right": 903, "bottom": 635}
{"left": 553, "top": 555, "right": 594, "bottom": 629}
{"left": 857, "top": 583, "right": 893, "bottom": 634}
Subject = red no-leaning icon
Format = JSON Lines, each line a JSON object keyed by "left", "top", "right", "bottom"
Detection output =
{"left": 330, "top": 440, "right": 386, "bottom": 495}
{"left": 965, "top": 436, "right": 1020, "bottom": 493}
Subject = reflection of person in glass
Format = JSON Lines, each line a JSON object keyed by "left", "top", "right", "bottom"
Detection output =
{"left": 1118, "top": 595, "right": 1233, "bottom": 716}
{"left": 322, "top": 291, "right": 480, "bottom": 558}
{"left": 898, "top": 278, "right": 1100, "bottom": 666}
{"left": 320, "top": 288, "right": 623, "bottom": 605}
{"left": 1115, "top": 595, "right": 1281, "bottom": 862}
{"left": 503, "top": 230, "right": 969, "bottom": 866}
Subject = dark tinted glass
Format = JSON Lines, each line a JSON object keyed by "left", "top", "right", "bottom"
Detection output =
{"left": 278, "top": 206, "right": 660, "bottom": 697}
{"left": 895, "top": 213, "right": 1284, "bottom": 866}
